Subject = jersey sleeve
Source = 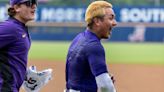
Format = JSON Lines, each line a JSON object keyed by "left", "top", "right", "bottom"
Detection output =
{"left": 0, "top": 26, "right": 16, "bottom": 48}
{"left": 85, "top": 42, "right": 108, "bottom": 77}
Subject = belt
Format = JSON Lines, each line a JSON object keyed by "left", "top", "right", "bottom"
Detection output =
{"left": 64, "top": 89, "right": 80, "bottom": 92}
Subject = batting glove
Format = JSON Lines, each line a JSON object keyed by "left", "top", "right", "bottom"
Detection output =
{"left": 22, "top": 66, "right": 53, "bottom": 92}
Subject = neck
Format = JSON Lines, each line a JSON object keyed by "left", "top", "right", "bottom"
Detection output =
{"left": 14, "top": 15, "right": 27, "bottom": 24}
{"left": 88, "top": 28, "right": 101, "bottom": 39}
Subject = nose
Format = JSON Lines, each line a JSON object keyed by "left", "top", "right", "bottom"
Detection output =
{"left": 112, "top": 19, "right": 117, "bottom": 26}
{"left": 31, "top": 4, "right": 37, "bottom": 9}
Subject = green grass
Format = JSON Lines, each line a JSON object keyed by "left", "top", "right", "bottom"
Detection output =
{"left": 29, "top": 41, "right": 164, "bottom": 65}
{"left": 103, "top": 42, "right": 164, "bottom": 64}
{"left": 29, "top": 41, "right": 70, "bottom": 61}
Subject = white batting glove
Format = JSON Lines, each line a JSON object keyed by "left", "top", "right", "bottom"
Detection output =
{"left": 22, "top": 66, "right": 53, "bottom": 92}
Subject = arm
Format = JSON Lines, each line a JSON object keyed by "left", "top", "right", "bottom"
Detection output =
{"left": 96, "top": 73, "right": 116, "bottom": 92}
{"left": 86, "top": 43, "right": 116, "bottom": 92}
{"left": 86, "top": 43, "right": 108, "bottom": 76}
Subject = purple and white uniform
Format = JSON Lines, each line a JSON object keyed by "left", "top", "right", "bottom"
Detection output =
{"left": 66, "top": 29, "right": 108, "bottom": 92}
{"left": 0, "top": 17, "right": 31, "bottom": 92}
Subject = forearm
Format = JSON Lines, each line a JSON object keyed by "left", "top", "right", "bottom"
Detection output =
{"left": 96, "top": 73, "right": 116, "bottom": 92}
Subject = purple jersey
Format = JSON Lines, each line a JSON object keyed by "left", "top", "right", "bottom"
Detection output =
{"left": 66, "top": 29, "right": 108, "bottom": 92}
{"left": 0, "top": 17, "right": 31, "bottom": 92}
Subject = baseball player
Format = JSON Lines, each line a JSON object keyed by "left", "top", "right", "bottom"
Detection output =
{"left": 65, "top": 1, "right": 117, "bottom": 92}
{"left": 0, "top": 0, "right": 52, "bottom": 92}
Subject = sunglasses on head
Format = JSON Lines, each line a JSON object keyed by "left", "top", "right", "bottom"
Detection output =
{"left": 19, "top": 0, "right": 37, "bottom": 7}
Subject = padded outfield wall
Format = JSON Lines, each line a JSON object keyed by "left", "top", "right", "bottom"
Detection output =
{"left": 28, "top": 26, "right": 164, "bottom": 42}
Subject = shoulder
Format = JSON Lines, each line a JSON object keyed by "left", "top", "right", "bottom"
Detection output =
{"left": 85, "top": 41, "right": 104, "bottom": 55}
{"left": 0, "top": 21, "right": 18, "bottom": 41}
{"left": 87, "top": 41, "right": 103, "bottom": 49}
{"left": 0, "top": 20, "right": 18, "bottom": 35}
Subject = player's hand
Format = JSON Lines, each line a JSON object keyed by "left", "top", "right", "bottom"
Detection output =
{"left": 22, "top": 66, "right": 53, "bottom": 92}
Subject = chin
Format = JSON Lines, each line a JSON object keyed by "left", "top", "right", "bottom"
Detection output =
{"left": 28, "top": 17, "right": 35, "bottom": 21}
{"left": 108, "top": 35, "right": 111, "bottom": 38}
{"left": 102, "top": 36, "right": 109, "bottom": 39}
{"left": 29, "top": 15, "right": 35, "bottom": 19}
{"left": 105, "top": 34, "right": 112, "bottom": 39}
{"left": 31, "top": 17, "right": 35, "bottom": 20}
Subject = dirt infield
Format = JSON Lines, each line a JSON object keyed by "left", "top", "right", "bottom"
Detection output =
{"left": 20, "top": 60, "right": 164, "bottom": 92}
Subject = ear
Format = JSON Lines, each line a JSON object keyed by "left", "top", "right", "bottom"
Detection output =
{"left": 13, "top": 5, "right": 21, "bottom": 12}
{"left": 93, "top": 18, "right": 101, "bottom": 26}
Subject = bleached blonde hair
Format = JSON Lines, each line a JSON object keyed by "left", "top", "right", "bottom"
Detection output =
{"left": 85, "top": 1, "right": 112, "bottom": 25}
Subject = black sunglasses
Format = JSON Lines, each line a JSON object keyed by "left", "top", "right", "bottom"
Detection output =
{"left": 19, "top": 0, "right": 37, "bottom": 7}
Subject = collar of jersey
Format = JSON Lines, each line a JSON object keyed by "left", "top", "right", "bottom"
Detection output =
{"left": 9, "top": 17, "right": 26, "bottom": 27}
{"left": 85, "top": 29, "right": 100, "bottom": 41}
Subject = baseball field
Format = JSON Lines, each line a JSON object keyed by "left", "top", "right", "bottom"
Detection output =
{"left": 21, "top": 41, "right": 164, "bottom": 92}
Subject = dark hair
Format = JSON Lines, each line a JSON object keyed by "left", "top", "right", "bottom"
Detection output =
{"left": 87, "top": 15, "right": 105, "bottom": 30}
{"left": 8, "top": 7, "right": 16, "bottom": 17}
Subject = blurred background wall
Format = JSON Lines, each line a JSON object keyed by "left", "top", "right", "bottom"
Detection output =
{"left": 0, "top": 0, "right": 164, "bottom": 42}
